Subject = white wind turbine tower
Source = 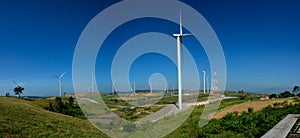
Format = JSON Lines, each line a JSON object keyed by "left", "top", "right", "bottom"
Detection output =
{"left": 91, "top": 71, "right": 95, "bottom": 92}
{"left": 150, "top": 82, "right": 153, "bottom": 93}
{"left": 166, "top": 85, "right": 168, "bottom": 93}
{"left": 203, "top": 70, "right": 206, "bottom": 94}
{"left": 112, "top": 81, "right": 115, "bottom": 95}
{"left": 172, "top": 85, "right": 174, "bottom": 95}
{"left": 173, "top": 11, "right": 192, "bottom": 110}
{"left": 206, "top": 76, "right": 210, "bottom": 93}
{"left": 53, "top": 72, "right": 66, "bottom": 96}
{"left": 133, "top": 81, "right": 136, "bottom": 95}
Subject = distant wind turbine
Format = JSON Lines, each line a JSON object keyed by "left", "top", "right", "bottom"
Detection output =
{"left": 150, "top": 81, "right": 153, "bottom": 93}
{"left": 133, "top": 81, "right": 136, "bottom": 95}
{"left": 91, "top": 71, "right": 95, "bottom": 92}
{"left": 206, "top": 76, "right": 210, "bottom": 93}
{"left": 173, "top": 11, "right": 192, "bottom": 110}
{"left": 112, "top": 81, "right": 115, "bottom": 95}
{"left": 53, "top": 72, "right": 66, "bottom": 96}
{"left": 172, "top": 85, "right": 175, "bottom": 95}
{"left": 203, "top": 70, "right": 206, "bottom": 94}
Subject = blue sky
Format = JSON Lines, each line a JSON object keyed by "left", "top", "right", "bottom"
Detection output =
{"left": 0, "top": 0, "right": 300, "bottom": 96}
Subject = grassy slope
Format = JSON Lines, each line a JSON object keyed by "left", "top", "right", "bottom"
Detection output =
{"left": 0, "top": 97, "right": 108, "bottom": 138}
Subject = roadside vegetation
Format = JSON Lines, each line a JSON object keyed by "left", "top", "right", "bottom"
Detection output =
{"left": 166, "top": 98, "right": 300, "bottom": 138}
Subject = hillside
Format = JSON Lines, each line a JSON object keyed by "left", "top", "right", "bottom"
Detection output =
{"left": 0, "top": 97, "right": 107, "bottom": 137}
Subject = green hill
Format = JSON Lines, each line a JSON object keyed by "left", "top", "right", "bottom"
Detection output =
{"left": 0, "top": 97, "right": 107, "bottom": 137}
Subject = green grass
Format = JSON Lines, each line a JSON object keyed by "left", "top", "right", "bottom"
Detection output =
{"left": 0, "top": 97, "right": 108, "bottom": 137}
{"left": 0, "top": 91, "right": 271, "bottom": 137}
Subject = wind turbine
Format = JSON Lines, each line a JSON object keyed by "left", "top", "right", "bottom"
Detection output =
{"left": 203, "top": 70, "right": 206, "bottom": 94}
{"left": 91, "top": 71, "right": 95, "bottom": 92}
{"left": 172, "top": 85, "right": 174, "bottom": 95}
{"left": 112, "top": 81, "right": 115, "bottom": 95}
{"left": 166, "top": 85, "right": 168, "bottom": 93}
{"left": 149, "top": 81, "right": 153, "bottom": 93}
{"left": 206, "top": 76, "right": 210, "bottom": 93}
{"left": 53, "top": 72, "right": 66, "bottom": 96}
{"left": 173, "top": 11, "right": 192, "bottom": 110}
{"left": 132, "top": 81, "right": 136, "bottom": 95}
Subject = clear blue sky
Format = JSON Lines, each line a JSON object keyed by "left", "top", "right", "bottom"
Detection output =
{"left": 0, "top": 0, "right": 300, "bottom": 96}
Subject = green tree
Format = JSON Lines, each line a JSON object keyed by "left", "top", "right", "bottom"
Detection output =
{"left": 14, "top": 86, "right": 24, "bottom": 98}
{"left": 293, "top": 86, "right": 299, "bottom": 94}
{"left": 269, "top": 94, "right": 277, "bottom": 99}
{"left": 54, "top": 97, "right": 65, "bottom": 112}
{"left": 248, "top": 107, "right": 254, "bottom": 113}
{"left": 5, "top": 92, "right": 10, "bottom": 97}
{"left": 68, "top": 96, "right": 74, "bottom": 107}
{"left": 279, "top": 91, "right": 291, "bottom": 98}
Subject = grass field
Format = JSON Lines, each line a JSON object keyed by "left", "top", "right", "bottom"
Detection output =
{"left": 1, "top": 92, "right": 296, "bottom": 137}
{"left": 0, "top": 97, "right": 107, "bottom": 137}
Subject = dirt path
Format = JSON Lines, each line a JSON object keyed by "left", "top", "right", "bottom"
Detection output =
{"left": 213, "top": 99, "right": 289, "bottom": 119}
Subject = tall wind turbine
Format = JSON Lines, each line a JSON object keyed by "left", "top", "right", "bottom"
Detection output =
{"left": 173, "top": 11, "right": 192, "bottom": 110}
{"left": 203, "top": 70, "right": 206, "bottom": 94}
{"left": 53, "top": 72, "right": 66, "bottom": 96}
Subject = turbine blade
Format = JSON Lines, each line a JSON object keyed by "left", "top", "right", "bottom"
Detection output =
{"left": 182, "top": 34, "right": 193, "bottom": 37}
{"left": 52, "top": 75, "right": 59, "bottom": 78}
{"left": 12, "top": 80, "right": 18, "bottom": 86}
{"left": 180, "top": 10, "right": 183, "bottom": 35}
{"left": 59, "top": 71, "right": 66, "bottom": 79}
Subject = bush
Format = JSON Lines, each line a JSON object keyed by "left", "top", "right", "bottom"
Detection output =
{"left": 269, "top": 94, "right": 277, "bottom": 99}
{"left": 248, "top": 107, "right": 254, "bottom": 113}
{"left": 197, "top": 102, "right": 300, "bottom": 137}
{"left": 47, "top": 96, "right": 85, "bottom": 119}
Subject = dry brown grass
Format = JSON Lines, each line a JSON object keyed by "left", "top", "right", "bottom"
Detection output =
{"left": 213, "top": 99, "right": 294, "bottom": 119}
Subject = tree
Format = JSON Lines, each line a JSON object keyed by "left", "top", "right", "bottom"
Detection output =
{"left": 5, "top": 92, "right": 10, "bottom": 97}
{"left": 279, "top": 91, "right": 291, "bottom": 98}
{"left": 68, "top": 96, "right": 74, "bottom": 107}
{"left": 14, "top": 86, "right": 24, "bottom": 98}
{"left": 293, "top": 86, "right": 299, "bottom": 94}
{"left": 269, "top": 94, "right": 277, "bottom": 99}
{"left": 54, "top": 97, "right": 65, "bottom": 112}
{"left": 248, "top": 107, "right": 254, "bottom": 113}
